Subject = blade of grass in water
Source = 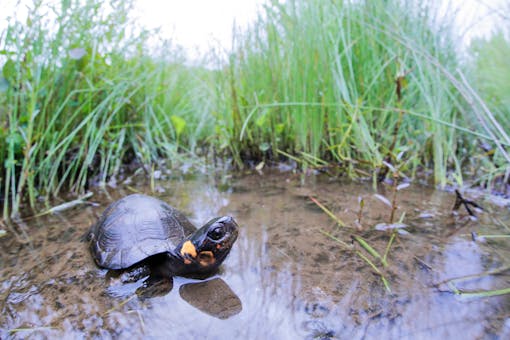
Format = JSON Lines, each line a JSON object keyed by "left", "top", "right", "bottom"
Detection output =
{"left": 383, "top": 231, "right": 397, "bottom": 264}
{"left": 309, "top": 196, "right": 346, "bottom": 227}
{"left": 30, "top": 192, "right": 94, "bottom": 218}
{"left": 456, "top": 287, "right": 510, "bottom": 298}
{"left": 321, "top": 230, "right": 392, "bottom": 293}
{"left": 309, "top": 197, "right": 388, "bottom": 267}
{"left": 437, "top": 264, "right": 510, "bottom": 298}
{"left": 352, "top": 235, "right": 388, "bottom": 268}
{"left": 315, "top": 199, "right": 391, "bottom": 292}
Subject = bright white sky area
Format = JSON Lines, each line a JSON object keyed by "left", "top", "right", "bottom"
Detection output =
{"left": 132, "top": 0, "right": 262, "bottom": 57}
{"left": 0, "top": 0, "right": 507, "bottom": 57}
{"left": 131, "top": 0, "right": 508, "bottom": 56}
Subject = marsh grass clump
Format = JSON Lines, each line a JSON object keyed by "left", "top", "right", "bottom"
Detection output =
{"left": 0, "top": 0, "right": 216, "bottom": 218}
{"left": 467, "top": 31, "right": 510, "bottom": 191}
{"left": 222, "top": 0, "right": 467, "bottom": 181}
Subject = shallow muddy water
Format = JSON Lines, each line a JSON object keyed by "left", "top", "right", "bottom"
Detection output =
{"left": 1, "top": 170, "right": 510, "bottom": 339}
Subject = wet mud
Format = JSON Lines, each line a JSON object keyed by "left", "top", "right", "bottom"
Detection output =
{"left": 1, "top": 170, "right": 510, "bottom": 339}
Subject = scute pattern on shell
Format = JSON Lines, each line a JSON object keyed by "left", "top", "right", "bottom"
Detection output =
{"left": 89, "top": 194, "right": 195, "bottom": 269}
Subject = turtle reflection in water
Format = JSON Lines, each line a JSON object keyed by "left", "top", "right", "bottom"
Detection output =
{"left": 88, "top": 194, "right": 239, "bottom": 298}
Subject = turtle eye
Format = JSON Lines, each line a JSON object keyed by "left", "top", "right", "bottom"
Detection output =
{"left": 208, "top": 226, "right": 226, "bottom": 241}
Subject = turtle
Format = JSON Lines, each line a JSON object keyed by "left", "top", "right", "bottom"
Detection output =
{"left": 88, "top": 193, "right": 239, "bottom": 295}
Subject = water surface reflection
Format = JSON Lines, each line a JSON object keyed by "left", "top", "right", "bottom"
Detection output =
{"left": 1, "top": 171, "right": 509, "bottom": 338}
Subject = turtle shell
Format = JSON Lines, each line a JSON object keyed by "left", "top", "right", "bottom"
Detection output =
{"left": 89, "top": 194, "right": 197, "bottom": 269}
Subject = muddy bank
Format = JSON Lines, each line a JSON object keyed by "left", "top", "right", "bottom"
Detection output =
{"left": 1, "top": 170, "right": 510, "bottom": 339}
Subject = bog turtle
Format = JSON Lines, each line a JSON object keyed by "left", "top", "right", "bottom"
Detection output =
{"left": 89, "top": 194, "right": 239, "bottom": 287}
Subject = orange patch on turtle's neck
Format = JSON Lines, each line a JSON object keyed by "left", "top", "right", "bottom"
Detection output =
{"left": 197, "top": 251, "right": 216, "bottom": 267}
{"left": 180, "top": 240, "right": 197, "bottom": 264}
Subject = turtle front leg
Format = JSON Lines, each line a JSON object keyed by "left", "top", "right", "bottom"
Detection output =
{"left": 120, "top": 265, "right": 152, "bottom": 283}
{"left": 136, "top": 275, "right": 174, "bottom": 299}
{"left": 135, "top": 255, "right": 175, "bottom": 298}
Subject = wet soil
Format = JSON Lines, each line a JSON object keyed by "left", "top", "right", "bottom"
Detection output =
{"left": 1, "top": 170, "right": 510, "bottom": 339}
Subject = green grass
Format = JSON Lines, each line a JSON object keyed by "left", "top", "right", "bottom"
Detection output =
{"left": 222, "top": 0, "right": 464, "bottom": 182}
{"left": 1, "top": 0, "right": 509, "bottom": 219}
{"left": 222, "top": 0, "right": 510, "bottom": 187}
{"left": 467, "top": 30, "right": 510, "bottom": 189}
{"left": 0, "top": 0, "right": 217, "bottom": 217}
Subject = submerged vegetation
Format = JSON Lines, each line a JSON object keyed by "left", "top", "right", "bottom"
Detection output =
{"left": 1, "top": 0, "right": 509, "bottom": 218}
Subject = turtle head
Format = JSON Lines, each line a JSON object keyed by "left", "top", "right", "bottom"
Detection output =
{"left": 177, "top": 216, "right": 239, "bottom": 274}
